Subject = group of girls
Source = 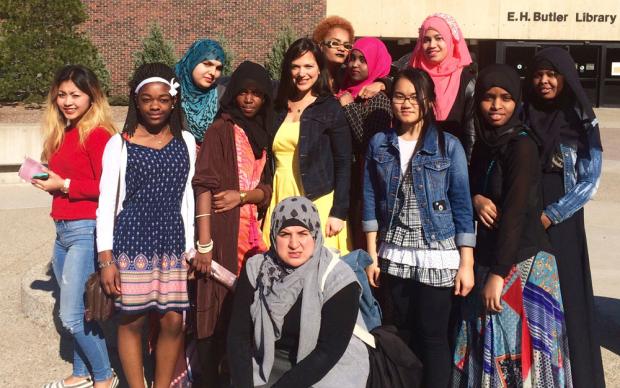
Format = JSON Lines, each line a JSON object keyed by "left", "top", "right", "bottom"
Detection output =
{"left": 32, "top": 10, "right": 603, "bottom": 388}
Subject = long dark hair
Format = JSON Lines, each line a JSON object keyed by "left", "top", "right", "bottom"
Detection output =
{"left": 392, "top": 68, "right": 445, "bottom": 155}
{"left": 123, "top": 62, "right": 184, "bottom": 138}
{"left": 274, "top": 38, "right": 331, "bottom": 110}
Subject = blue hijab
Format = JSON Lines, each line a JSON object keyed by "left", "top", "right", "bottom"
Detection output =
{"left": 176, "top": 39, "right": 226, "bottom": 142}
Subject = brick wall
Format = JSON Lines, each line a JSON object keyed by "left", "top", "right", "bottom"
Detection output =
{"left": 81, "top": 1, "right": 327, "bottom": 96}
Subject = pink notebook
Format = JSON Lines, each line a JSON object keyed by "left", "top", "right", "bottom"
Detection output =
{"left": 18, "top": 157, "right": 46, "bottom": 182}
{"left": 186, "top": 248, "right": 237, "bottom": 290}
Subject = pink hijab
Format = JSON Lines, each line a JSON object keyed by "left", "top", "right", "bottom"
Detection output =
{"left": 338, "top": 37, "right": 392, "bottom": 98}
{"left": 410, "top": 13, "right": 472, "bottom": 120}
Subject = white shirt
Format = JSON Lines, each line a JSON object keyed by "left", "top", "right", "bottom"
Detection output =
{"left": 398, "top": 137, "right": 417, "bottom": 174}
{"left": 96, "top": 131, "right": 196, "bottom": 253}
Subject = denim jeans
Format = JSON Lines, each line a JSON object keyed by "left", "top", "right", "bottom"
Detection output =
{"left": 52, "top": 219, "right": 112, "bottom": 381}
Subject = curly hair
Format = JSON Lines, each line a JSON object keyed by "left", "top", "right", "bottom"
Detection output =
{"left": 312, "top": 15, "right": 355, "bottom": 44}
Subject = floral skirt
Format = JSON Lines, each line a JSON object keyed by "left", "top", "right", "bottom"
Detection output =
{"left": 452, "top": 251, "right": 572, "bottom": 388}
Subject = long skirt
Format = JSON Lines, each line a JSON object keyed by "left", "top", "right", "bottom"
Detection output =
{"left": 452, "top": 251, "right": 572, "bottom": 387}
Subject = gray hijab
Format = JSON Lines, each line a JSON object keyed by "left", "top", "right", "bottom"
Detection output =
{"left": 244, "top": 196, "right": 358, "bottom": 385}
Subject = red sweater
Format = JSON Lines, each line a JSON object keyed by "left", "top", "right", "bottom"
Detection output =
{"left": 48, "top": 126, "right": 112, "bottom": 220}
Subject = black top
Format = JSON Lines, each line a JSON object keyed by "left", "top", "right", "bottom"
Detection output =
{"left": 227, "top": 268, "right": 361, "bottom": 388}
{"left": 439, "top": 70, "right": 477, "bottom": 163}
{"left": 471, "top": 133, "right": 551, "bottom": 277}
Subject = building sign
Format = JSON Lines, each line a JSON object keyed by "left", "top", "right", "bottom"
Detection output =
{"left": 328, "top": 0, "right": 620, "bottom": 41}
{"left": 507, "top": 11, "right": 617, "bottom": 25}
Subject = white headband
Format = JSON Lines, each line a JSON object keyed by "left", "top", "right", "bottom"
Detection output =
{"left": 134, "top": 77, "right": 180, "bottom": 97}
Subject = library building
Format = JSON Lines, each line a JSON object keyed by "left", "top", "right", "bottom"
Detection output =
{"left": 330, "top": 0, "right": 620, "bottom": 106}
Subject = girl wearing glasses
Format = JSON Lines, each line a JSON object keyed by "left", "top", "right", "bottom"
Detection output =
{"left": 363, "top": 68, "right": 475, "bottom": 388}
{"left": 312, "top": 16, "right": 386, "bottom": 98}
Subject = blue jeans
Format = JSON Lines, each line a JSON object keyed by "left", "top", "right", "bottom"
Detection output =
{"left": 52, "top": 219, "right": 113, "bottom": 381}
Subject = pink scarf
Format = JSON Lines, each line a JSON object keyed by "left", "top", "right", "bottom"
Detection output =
{"left": 409, "top": 13, "right": 472, "bottom": 120}
{"left": 338, "top": 37, "right": 392, "bottom": 98}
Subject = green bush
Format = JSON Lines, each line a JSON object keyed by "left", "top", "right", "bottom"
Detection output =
{"left": 108, "top": 95, "right": 129, "bottom": 106}
{"left": 264, "top": 26, "right": 297, "bottom": 80}
{"left": 0, "top": 0, "right": 111, "bottom": 102}
{"left": 217, "top": 35, "right": 235, "bottom": 76}
{"left": 133, "top": 23, "right": 177, "bottom": 70}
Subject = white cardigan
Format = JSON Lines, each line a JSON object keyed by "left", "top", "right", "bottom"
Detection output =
{"left": 96, "top": 132, "right": 196, "bottom": 253}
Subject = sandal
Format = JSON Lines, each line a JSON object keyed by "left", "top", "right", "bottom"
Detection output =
{"left": 42, "top": 376, "right": 94, "bottom": 388}
{"left": 109, "top": 371, "right": 119, "bottom": 388}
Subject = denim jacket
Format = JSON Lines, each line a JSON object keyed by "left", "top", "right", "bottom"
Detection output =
{"left": 362, "top": 125, "right": 476, "bottom": 247}
{"left": 272, "top": 95, "right": 352, "bottom": 219}
{"left": 341, "top": 249, "right": 382, "bottom": 331}
{"left": 544, "top": 116, "right": 603, "bottom": 224}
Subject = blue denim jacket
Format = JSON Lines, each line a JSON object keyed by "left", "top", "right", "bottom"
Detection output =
{"left": 341, "top": 249, "right": 382, "bottom": 331}
{"left": 362, "top": 125, "right": 476, "bottom": 247}
{"left": 544, "top": 117, "right": 603, "bottom": 224}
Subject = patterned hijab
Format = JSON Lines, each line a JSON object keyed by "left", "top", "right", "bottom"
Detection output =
{"left": 410, "top": 13, "right": 472, "bottom": 120}
{"left": 338, "top": 37, "right": 392, "bottom": 98}
{"left": 175, "top": 39, "right": 226, "bottom": 142}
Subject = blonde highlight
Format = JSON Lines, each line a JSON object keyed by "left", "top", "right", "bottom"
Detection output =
{"left": 41, "top": 66, "right": 117, "bottom": 161}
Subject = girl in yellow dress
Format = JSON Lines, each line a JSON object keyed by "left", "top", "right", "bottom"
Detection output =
{"left": 262, "top": 38, "right": 352, "bottom": 253}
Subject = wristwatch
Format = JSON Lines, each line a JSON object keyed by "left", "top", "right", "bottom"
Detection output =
{"left": 61, "top": 178, "right": 71, "bottom": 194}
{"left": 239, "top": 191, "right": 247, "bottom": 205}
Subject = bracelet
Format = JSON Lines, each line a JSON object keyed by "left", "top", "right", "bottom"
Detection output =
{"left": 60, "top": 178, "right": 71, "bottom": 194}
{"left": 239, "top": 191, "right": 247, "bottom": 205}
{"left": 98, "top": 260, "right": 115, "bottom": 269}
{"left": 196, "top": 239, "right": 214, "bottom": 254}
{"left": 195, "top": 213, "right": 211, "bottom": 219}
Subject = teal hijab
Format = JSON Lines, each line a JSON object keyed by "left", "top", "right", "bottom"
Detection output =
{"left": 175, "top": 39, "right": 226, "bottom": 142}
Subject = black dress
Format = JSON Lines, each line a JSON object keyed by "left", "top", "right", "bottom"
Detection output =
{"left": 542, "top": 170, "right": 605, "bottom": 388}
{"left": 525, "top": 47, "right": 605, "bottom": 388}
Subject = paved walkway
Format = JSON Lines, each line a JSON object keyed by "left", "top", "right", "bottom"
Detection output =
{"left": 2, "top": 110, "right": 619, "bottom": 387}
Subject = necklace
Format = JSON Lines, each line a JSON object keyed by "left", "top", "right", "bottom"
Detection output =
{"left": 142, "top": 126, "right": 169, "bottom": 144}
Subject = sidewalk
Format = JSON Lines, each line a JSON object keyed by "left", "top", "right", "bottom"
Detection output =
{"left": 1, "top": 123, "right": 619, "bottom": 387}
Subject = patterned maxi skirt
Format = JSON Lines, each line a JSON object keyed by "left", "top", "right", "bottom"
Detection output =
{"left": 452, "top": 251, "right": 572, "bottom": 387}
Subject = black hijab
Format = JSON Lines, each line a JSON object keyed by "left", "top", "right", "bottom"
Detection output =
{"left": 525, "top": 47, "right": 600, "bottom": 171}
{"left": 475, "top": 64, "right": 532, "bottom": 150}
{"left": 219, "top": 61, "right": 273, "bottom": 159}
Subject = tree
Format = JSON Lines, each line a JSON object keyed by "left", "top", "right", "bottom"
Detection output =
{"left": 0, "top": 0, "right": 110, "bottom": 102}
{"left": 264, "top": 26, "right": 297, "bottom": 80}
{"left": 132, "top": 23, "right": 177, "bottom": 70}
{"left": 216, "top": 34, "right": 234, "bottom": 76}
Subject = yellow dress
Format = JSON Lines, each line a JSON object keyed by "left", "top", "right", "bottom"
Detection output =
{"left": 262, "top": 121, "right": 350, "bottom": 254}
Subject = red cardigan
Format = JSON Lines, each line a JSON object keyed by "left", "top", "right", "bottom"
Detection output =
{"left": 48, "top": 126, "right": 112, "bottom": 220}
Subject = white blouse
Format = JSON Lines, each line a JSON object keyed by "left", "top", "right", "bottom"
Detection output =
{"left": 96, "top": 131, "right": 196, "bottom": 253}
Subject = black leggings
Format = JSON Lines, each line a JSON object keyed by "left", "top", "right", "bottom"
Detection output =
{"left": 381, "top": 273, "right": 453, "bottom": 388}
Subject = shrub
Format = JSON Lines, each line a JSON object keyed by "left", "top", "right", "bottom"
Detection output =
{"left": 0, "top": 0, "right": 110, "bottom": 102}
{"left": 264, "top": 26, "right": 297, "bottom": 80}
{"left": 216, "top": 35, "right": 234, "bottom": 76}
{"left": 132, "top": 23, "right": 177, "bottom": 70}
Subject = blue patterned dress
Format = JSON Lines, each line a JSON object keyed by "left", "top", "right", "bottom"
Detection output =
{"left": 113, "top": 137, "right": 190, "bottom": 313}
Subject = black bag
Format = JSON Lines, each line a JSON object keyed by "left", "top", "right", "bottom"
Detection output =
{"left": 365, "top": 325, "right": 423, "bottom": 388}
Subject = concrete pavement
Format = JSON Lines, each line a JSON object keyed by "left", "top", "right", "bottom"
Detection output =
{"left": 2, "top": 109, "right": 619, "bottom": 386}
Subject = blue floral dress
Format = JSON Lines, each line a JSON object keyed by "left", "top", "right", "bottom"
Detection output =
{"left": 113, "top": 137, "right": 190, "bottom": 313}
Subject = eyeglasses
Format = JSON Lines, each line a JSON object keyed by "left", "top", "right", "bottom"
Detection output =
{"left": 322, "top": 40, "right": 353, "bottom": 51}
{"left": 392, "top": 94, "right": 420, "bottom": 105}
